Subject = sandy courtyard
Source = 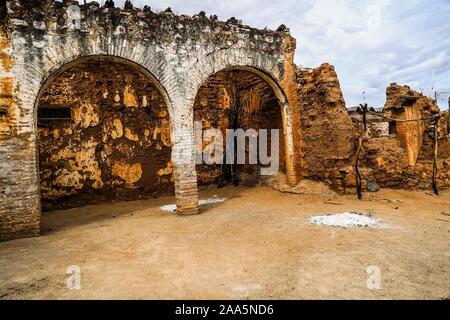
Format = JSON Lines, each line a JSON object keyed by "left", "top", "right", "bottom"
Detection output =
{"left": 0, "top": 185, "right": 449, "bottom": 300}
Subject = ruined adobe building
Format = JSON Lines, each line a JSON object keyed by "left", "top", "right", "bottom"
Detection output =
{"left": 0, "top": 1, "right": 449, "bottom": 241}
{"left": 297, "top": 65, "right": 449, "bottom": 194}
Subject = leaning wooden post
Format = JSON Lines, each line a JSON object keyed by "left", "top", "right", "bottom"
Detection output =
{"left": 432, "top": 116, "right": 440, "bottom": 195}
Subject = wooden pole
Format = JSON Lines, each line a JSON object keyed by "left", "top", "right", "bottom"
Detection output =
{"left": 218, "top": 73, "right": 240, "bottom": 188}
{"left": 354, "top": 103, "right": 368, "bottom": 199}
{"left": 432, "top": 117, "right": 440, "bottom": 195}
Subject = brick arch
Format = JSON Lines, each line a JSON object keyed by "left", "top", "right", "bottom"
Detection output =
{"left": 19, "top": 50, "right": 197, "bottom": 222}
{"left": 33, "top": 55, "right": 178, "bottom": 209}
{"left": 34, "top": 55, "right": 175, "bottom": 133}
{"left": 185, "top": 48, "right": 286, "bottom": 104}
{"left": 20, "top": 39, "right": 201, "bottom": 216}
{"left": 28, "top": 35, "right": 180, "bottom": 128}
{"left": 186, "top": 48, "right": 297, "bottom": 184}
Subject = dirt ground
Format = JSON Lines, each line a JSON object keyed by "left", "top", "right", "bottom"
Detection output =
{"left": 0, "top": 185, "right": 449, "bottom": 300}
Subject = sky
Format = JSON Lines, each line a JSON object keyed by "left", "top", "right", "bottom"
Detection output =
{"left": 111, "top": 0, "right": 450, "bottom": 110}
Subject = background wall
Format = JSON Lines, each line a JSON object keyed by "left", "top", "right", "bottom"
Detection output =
{"left": 38, "top": 60, "right": 173, "bottom": 210}
{"left": 194, "top": 69, "right": 285, "bottom": 187}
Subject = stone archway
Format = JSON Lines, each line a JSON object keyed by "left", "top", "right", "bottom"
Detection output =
{"left": 193, "top": 67, "right": 292, "bottom": 187}
{"left": 1, "top": 2, "right": 304, "bottom": 240}
{"left": 36, "top": 56, "right": 175, "bottom": 210}
{"left": 185, "top": 47, "right": 301, "bottom": 187}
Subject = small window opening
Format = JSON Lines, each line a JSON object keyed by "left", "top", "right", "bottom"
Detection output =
{"left": 388, "top": 121, "right": 397, "bottom": 135}
{"left": 38, "top": 105, "right": 72, "bottom": 121}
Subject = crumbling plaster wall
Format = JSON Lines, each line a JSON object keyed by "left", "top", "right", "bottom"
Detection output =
{"left": 38, "top": 60, "right": 173, "bottom": 210}
{"left": 0, "top": 0, "right": 303, "bottom": 240}
{"left": 384, "top": 84, "right": 441, "bottom": 166}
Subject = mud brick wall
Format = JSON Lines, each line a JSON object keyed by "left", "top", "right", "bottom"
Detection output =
{"left": 384, "top": 84, "right": 441, "bottom": 165}
{"left": 194, "top": 69, "right": 285, "bottom": 186}
{"left": 295, "top": 67, "right": 450, "bottom": 194}
{"left": 296, "top": 64, "right": 357, "bottom": 193}
{"left": 358, "top": 84, "right": 450, "bottom": 191}
{"left": 37, "top": 60, "right": 173, "bottom": 210}
{"left": 328, "top": 83, "right": 450, "bottom": 193}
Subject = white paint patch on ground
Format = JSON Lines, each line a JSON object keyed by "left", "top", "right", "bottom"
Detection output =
{"left": 309, "top": 212, "right": 380, "bottom": 228}
{"left": 160, "top": 197, "right": 227, "bottom": 213}
{"left": 199, "top": 198, "right": 226, "bottom": 206}
{"left": 159, "top": 204, "right": 177, "bottom": 212}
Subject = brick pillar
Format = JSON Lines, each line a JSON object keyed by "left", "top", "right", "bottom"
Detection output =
{"left": 172, "top": 126, "right": 199, "bottom": 215}
{"left": 174, "top": 164, "right": 199, "bottom": 215}
{"left": 0, "top": 26, "right": 41, "bottom": 241}
{"left": 0, "top": 138, "right": 41, "bottom": 241}
{"left": 280, "top": 34, "right": 305, "bottom": 186}
{"left": 280, "top": 102, "right": 299, "bottom": 186}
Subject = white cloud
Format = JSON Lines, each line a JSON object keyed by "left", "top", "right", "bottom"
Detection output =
{"left": 110, "top": 0, "right": 450, "bottom": 110}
